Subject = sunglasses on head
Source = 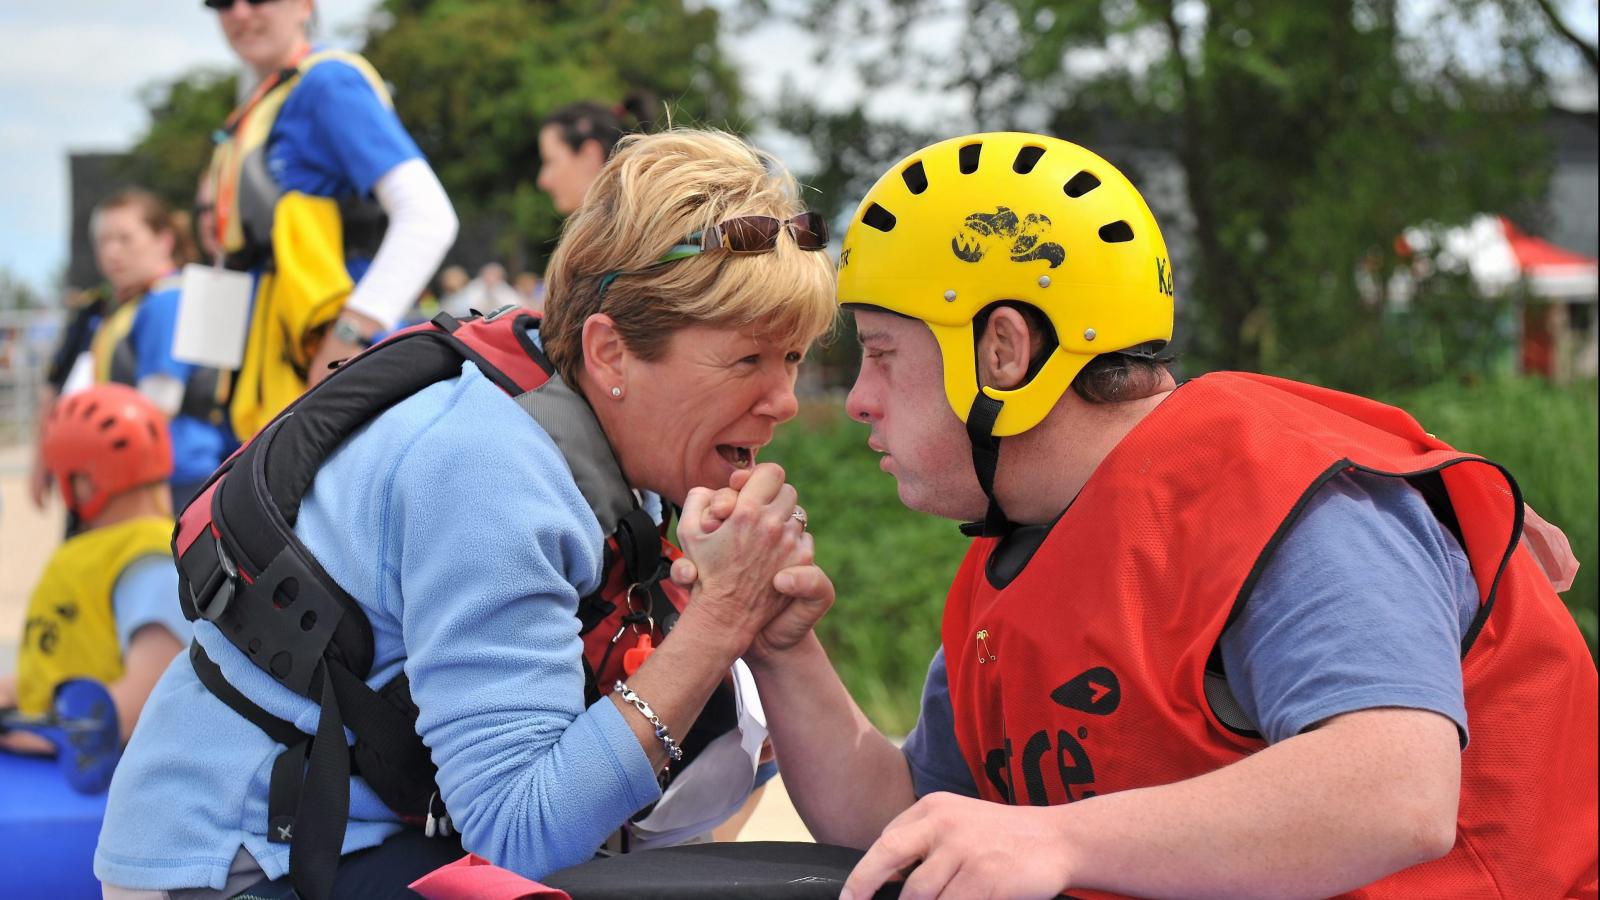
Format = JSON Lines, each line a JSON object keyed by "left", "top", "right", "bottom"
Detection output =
{"left": 596, "top": 212, "right": 829, "bottom": 298}
{"left": 203, "top": 0, "right": 280, "bottom": 10}
{"left": 693, "top": 213, "right": 829, "bottom": 254}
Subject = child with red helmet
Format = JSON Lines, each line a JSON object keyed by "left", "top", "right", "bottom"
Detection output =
{"left": 0, "top": 383, "right": 190, "bottom": 755}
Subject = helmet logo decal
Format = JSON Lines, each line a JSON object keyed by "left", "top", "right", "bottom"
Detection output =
{"left": 1156, "top": 257, "right": 1174, "bottom": 297}
{"left": 951, "top": 207, "right": 1065, "bottom": 268}
{"left": 838, "top": 248, "right": 851, "bottom": 268}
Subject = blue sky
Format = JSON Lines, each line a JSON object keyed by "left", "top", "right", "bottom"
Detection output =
{"left": 0, "top": 1, "right": 360, "bottom": 292}
{"left": 0, "top": 0, "right": 849, "bottom": 296}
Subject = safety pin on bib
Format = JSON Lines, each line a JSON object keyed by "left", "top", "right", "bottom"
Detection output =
{"left": 976, "top": 629, "right": 996, "bottom": 664}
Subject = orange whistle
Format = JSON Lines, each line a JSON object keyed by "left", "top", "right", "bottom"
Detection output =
{"left": 623, "top": 634, "right": 654, "bottom": 676}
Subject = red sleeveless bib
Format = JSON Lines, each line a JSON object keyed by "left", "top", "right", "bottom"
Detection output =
{"left": 943, "top": 372, "right": 1598, "bottom": 898}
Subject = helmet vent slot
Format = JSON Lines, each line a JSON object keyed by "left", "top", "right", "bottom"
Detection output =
{"left": 1099, "top": 220, "right": 1134, "bottom": 243}
{"left": 98, "top": 417, "right": 118, "bottom": 432}
{"left": 1064, "top": 171, "right": 1101, "bottom": 198}
{"left": 111, "top": 438, "right": 129, "bottom": 451}
{"left": 901, "top": 161, "right": 929, "bottom": 194}
{"left": 862, "top": 203, "right": 898, "bottom": 232}
{"left": 1013, "top": 145, "right": 1045, "bottom": 174}
{"left": 958, "top": 143, "right": 982, "bottom": 174}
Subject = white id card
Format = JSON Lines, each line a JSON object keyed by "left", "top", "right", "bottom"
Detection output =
{"left": 173, "top": 264, "right": 252, "bottom": 370}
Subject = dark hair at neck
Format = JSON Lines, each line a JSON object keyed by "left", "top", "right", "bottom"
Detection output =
{"left": 543, "top": 91, "right": 660, "bottom": 158}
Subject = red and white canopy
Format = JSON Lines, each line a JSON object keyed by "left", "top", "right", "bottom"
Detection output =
{"left": 1402, "top": 215, "right": 1599, "bottom": 300}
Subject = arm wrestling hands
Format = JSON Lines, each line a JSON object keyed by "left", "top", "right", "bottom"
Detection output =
{"left": 606, "top": 463, "right": 833, "bottom": 771}
{"left": 672, "top": 463, "right": 835, "bottom": 659}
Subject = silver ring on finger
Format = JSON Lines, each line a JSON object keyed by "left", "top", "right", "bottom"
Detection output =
{"left": 790, "top": 505, "right": 808, "bottom": 530}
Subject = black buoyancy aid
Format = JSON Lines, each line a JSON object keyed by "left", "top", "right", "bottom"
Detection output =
{"left": 99, "top": 282, "right": 230, "bottom": 427}
{"left": 217, "top": 51, "right": 386, "bottom": 273}
{"left": 172, "top": 306, "right": 732, "bottom": 900}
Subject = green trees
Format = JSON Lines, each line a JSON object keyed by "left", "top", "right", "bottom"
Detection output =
{"left": 123, "top": 69, "right": 237, "bottom": 212}
{"left": 766, "top": 0, "right": 1579, "bottom": 391}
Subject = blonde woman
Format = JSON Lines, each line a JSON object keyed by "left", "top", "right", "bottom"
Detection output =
{"left": 97, "top": 130, "right": 835, "bottom": 899}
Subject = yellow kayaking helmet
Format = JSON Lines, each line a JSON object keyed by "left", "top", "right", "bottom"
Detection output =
{"left": 837, "top": 132, "right": 1174, "bottom": 436}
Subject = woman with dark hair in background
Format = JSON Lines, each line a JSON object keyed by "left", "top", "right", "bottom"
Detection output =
{"left": 200, "top": 0, "right": 457, "bottom": 439}
{"left": 536, "top": 94, "right": 659, "bottom": 215}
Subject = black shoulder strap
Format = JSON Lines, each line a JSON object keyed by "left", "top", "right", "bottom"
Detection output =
{"left": 182, "top": 309, "right": 683, "bottom": 900}
{"left": 208, "top": 313, "right": 552, "bottom": 656}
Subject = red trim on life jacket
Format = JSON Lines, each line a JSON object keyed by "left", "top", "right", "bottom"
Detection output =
{"left": 174, "top": 482, "right": 222, "bottom": 557}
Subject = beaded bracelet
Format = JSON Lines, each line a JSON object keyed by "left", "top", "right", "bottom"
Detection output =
{"left": 614, "top": 680, "right": 684, "bottom": 763}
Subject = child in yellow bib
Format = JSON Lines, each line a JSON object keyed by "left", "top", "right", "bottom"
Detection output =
{"left": 0, "top": 385, "right": 189, "bottom": 754}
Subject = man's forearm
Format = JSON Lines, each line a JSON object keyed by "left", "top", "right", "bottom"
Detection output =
{"left": 748, "top": 633, "right": 917, "bottom": 848}
{"left": 1052, "top": 708, "right": 1461, "bottom": 899}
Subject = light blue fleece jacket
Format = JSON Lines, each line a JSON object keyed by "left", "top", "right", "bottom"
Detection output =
{"left": 95, "top": 361, "right": 661, "bottom": 890}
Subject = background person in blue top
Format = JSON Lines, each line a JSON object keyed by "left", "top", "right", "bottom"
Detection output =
{"left": 28, "top": 190, "right": 235, "bottom": 516}
{"left": 90, "top": 190, "right": 237, "bottom": 510}
{"left": 201, "top": 0, "right": 458, "bottom": 439}
{"left": 95, "top": 130, "right": 837, "bottom": 898}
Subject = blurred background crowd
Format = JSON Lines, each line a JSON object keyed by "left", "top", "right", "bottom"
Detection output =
{"left": 0, "top": 0, "right": 1596, "bottom": 732}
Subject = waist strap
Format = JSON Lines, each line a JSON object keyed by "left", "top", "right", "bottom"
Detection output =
{"left": 190, "top": 641, "right": 436, "bottom": 900}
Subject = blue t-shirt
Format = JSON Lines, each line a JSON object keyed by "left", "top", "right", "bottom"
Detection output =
{"left": 268, "top": 55, "right": 421, "bottom": 202}
{"left": 96, "top": 361, "right": 661, "bottom": 891}
{"left": 129, "top": 284, "right": 238, "bottom": 486}
{"left": 901, "top": 471, "right": 1480, "bottom": 798}
{"left": 251, "top": 54, "right": 421, "bottom": 302}
{"left": 110, "top": 555, "right": 190, "bottom": 651}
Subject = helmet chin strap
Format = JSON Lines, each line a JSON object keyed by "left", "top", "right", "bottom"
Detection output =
{"left": 959, "top": 391, "right": 1011, "bottom": 538}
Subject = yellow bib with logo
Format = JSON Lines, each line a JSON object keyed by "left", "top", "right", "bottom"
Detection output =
{"left": 15, "top": 517, "right": 175, "bottom": 716}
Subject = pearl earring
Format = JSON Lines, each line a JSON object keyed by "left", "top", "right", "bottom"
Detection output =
{"left": 611, "top": 386, "right": 623, "bottom": 399}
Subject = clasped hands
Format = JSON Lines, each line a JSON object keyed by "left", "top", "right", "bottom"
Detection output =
{"left": 671, "top": 463, "right": 834, "bottom": 660}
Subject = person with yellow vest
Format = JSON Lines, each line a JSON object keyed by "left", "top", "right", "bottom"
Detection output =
{"left": 201, "top": 0, "right": 457, "bottom": 439}
{"left": 29, "top": 189, "right": 235, "bottom": 520}
{"left": 0, "top": 384, "right": 189, "bottom": 756}
{"left": 89, "top": 189, "right": 238, "bottom": 509}
{"left": 680, "top": 133, "right": 1598, "bottom": 898}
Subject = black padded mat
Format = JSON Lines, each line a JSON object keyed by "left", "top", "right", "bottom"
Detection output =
{"left": 542, "top": 841, "right": 902, "bottom": 899}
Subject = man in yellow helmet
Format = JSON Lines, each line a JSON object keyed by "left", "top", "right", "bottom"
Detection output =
{"left": 682, "top": 132, "right": 1597, "bottom": 898}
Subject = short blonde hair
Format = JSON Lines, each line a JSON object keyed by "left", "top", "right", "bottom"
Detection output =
{"left": 542, "top": 129, "right": 837, "bottom": 387}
